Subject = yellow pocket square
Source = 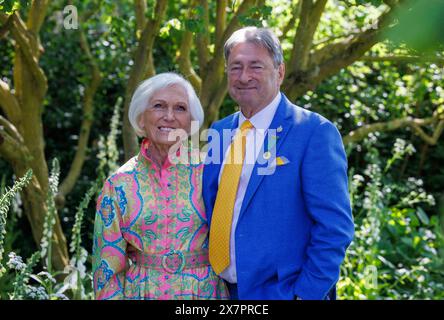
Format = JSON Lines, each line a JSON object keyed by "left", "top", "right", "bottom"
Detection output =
{"left": 276, "top": 156, "right": 289, "bottom": 166}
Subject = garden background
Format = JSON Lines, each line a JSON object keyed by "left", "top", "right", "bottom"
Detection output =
{"left": 1, "top": 0, "right": 443, "bottom": 299}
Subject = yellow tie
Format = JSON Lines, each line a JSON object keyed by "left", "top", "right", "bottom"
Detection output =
{"left": 209, "top": 120, "right": 254, "bottom": 275}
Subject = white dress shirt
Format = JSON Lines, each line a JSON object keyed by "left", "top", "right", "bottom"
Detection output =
{"left": 217, "top": 92, "right": 281, "bottom": 283}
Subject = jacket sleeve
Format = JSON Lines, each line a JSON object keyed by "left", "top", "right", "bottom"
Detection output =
{"left": 92, "top": 179, "right": 128, "bottom": 300}
{"left": 293, "top": 119, "right": 354, "bottom": 300}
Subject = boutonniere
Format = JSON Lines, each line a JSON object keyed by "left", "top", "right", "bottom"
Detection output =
{"left": 257, "top": 155, "right": 290, "bottom": 176}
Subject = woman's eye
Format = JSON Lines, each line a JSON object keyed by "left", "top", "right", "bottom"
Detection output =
{"left": 153, "top": 103, "right": 163, "bottom": 108}
{"left": 176, "top": 105, "right": 187, "bottom": 112}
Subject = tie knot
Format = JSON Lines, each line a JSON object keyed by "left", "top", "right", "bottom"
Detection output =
{"left": 240, "top": 120, "right": 253, "bottom": 133}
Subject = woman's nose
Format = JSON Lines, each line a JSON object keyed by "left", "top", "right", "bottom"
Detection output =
{"left": 164, "top": 108, "right": 175, "bottom": 121}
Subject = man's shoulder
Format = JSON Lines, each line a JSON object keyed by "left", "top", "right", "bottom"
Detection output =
{"left": 284, "top": 99, "right": 332, "bottom": 128}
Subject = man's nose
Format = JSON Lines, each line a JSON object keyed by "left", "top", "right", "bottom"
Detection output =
{"left": 239, "top": 68, "right": 252, "bottom": 83}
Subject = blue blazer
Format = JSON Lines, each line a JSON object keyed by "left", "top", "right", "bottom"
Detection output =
{"left": 203, "top": 94, "right": 354, "bottom": 300}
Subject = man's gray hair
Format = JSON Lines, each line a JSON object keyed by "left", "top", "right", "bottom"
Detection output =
{"left": 128, "top": 72, "right": 204, "bottom": 137}
{"left": 224, "top": 26, "right": 284, "bottom": 68}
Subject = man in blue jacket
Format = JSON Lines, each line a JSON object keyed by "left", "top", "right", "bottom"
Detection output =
{"left": 203, "top": 26, "right": 354, "bottom": 300}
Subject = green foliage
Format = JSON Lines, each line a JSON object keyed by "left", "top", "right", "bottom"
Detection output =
{"left": 339, "top": 138, "right": 444, "bottom": 299}
{"left": 0, "top": 170, "right": 32, "bottom": 278}
{"left": 67, "top": 184, "right": 96, "bottom": 300}
{"left": 384, "top": 0, "right": 444, "bottom": 53}
{"left": 40, "top": 159, "right": 60, "bottom": 276}
{"left": 0, "top": 0, "right": 29, "bottom": 13}
{"left": 7, "top": 252, "right": 42, "bottom": 299}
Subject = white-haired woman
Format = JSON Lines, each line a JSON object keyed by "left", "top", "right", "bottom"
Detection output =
{"left": 92, "top": 72, "right": 229, "bottom": 300}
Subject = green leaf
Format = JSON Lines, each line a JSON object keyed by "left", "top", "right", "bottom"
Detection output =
{"left": 416, "top": 207, "right": 430, "bottom": 225}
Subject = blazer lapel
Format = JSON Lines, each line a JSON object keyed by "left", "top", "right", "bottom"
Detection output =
{"left": 239, "top": 95, "right": 294, "bottom": 218}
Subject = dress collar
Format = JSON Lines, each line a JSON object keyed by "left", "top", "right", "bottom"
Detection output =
{"left": 138, "top": 138, "right": 195, "bottom": 170}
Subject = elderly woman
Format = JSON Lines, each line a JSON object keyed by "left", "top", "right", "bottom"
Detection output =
{"left": 92, "top": 72, "right": 228, "bottom": 300}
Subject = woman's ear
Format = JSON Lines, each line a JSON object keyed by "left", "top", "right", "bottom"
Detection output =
{"left": 138, "top": 114, "right": 145, "bottom": 129}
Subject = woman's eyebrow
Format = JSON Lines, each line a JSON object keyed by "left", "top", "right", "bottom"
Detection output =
{"left": 150, "top": 99, "right": 166, "bottom": 103}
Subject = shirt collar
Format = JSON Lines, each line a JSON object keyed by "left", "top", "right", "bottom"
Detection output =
{"left": 238, "top": 92, "right": 281, "bottom": 130}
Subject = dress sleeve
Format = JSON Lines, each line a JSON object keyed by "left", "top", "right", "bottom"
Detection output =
{"left": 92, "top": 179, "right": 128, "bottom": 300}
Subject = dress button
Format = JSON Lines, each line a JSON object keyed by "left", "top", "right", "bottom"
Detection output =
{"left": 166, "top": 197, "right": 170, "bottom": 202}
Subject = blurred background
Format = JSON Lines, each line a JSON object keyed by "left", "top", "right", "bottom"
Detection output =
{"left": 0, "top": 0, "right": 443, "bottom": 299}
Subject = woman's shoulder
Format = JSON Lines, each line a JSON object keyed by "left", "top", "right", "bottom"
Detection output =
{"left": 106, "top": 156, "right": 139, "bottom": 184}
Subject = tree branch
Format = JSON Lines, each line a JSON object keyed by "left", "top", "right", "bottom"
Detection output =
{"left": 195, "top": 0, "right": 211, "bottom": 74}
{"left": 215, "top": 0, "right": 228, "bottom": 46}
{"left": 0, "top": 115, "right": 23, "bottom": 144}
{"left": 0, "top": 12, "right": 13, "bottom": 39}
{"left": 289, "top": 0, "right": 328, "bottom": 71}
{"left": 199, "top": 0, "right": 258, "bottom": 128}
{"left": 411, "top": 120, "right": 444, "bottom": 146}
{"left": 0, "top": 116, "right": 28, "bottom": 165}
{"left": 360, "top": 55, "right": 444, "bottom": 65}
{"left": 343, "top": 112, "right": 444, "bottom": 145}
{"left": 10, "top": 12, "right": 47, "bottom": 96}
{"left": 134, "top": 0, "right": 147, "bottom": 32}
{"left": 0, "top": 79, "right": 22, "bottom": 130}
{"left": 284, "top": 1, "right": 402, "bottom": 99}
{"left": 123, "top": 0, "right": 168, "bottom": 160}
{"left": 217, "top": 0, "right": 257, "bottom": 55}
{"left": 178, "top": 30, "right": 202, "bottom": 92}
{"left": 58, "top": 24, "right": 102, "bottom": 199}
{"left": 280, "top": 0, "right": 301, "bottom": 42}
{"left": 27, "top": 0, "right": 50, "bottom": 34}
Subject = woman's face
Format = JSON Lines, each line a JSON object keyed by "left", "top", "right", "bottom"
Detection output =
{"left": 139, "top": 84, "right": 192, "bottom": 148}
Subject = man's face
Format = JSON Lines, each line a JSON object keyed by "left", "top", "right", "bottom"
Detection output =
{"left": 227, "top": 42, "right": 285, "bottom": 112}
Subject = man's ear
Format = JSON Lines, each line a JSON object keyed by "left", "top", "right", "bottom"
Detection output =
{"left": 278, "top": 63, "right": 285, "bottom": 86}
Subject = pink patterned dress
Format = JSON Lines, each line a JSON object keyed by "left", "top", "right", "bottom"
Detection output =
{"left": 92, "top": 139, "right": 229, "bottom": 300}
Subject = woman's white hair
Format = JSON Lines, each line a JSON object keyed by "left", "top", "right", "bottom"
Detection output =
{"left": 128, "top": 72, "right": 204, "bottom": 137}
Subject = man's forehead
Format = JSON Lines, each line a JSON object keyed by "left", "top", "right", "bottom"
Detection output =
{"left": 228, "top": 42, "right": 272, "bottom": 62}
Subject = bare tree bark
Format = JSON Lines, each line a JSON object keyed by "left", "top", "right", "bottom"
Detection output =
{"left": 0, "top": 3, "right": 69, "bottom": 271}
{"left": 0, "top": 117, "right": 68, "bottom": 271}
{"left": 196, "top": 0, "right": 211, "bottom": 74}
{"left": 288, "top": 0, "right": 328, "bottom": 72}
{"left": 178, "top": 29, "right": 202, "bottom": 91}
